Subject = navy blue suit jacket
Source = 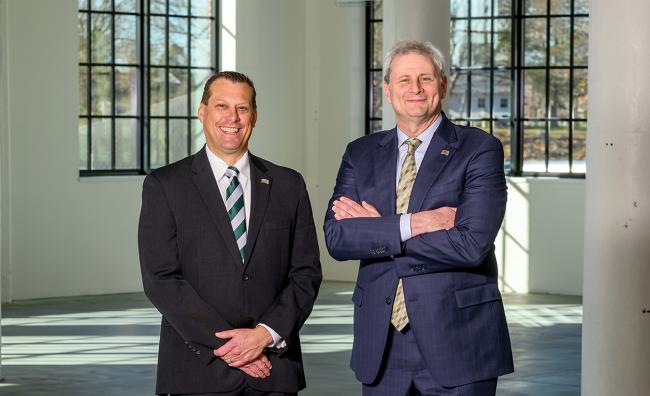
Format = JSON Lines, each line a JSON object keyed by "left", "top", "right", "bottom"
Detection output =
{"left": 324, "top": 115, "right": 514, "bottom": 387}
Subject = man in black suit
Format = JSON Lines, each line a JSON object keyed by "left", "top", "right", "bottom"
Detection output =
{"left": 138, "top": 71, "right": 322, "bottom": 396}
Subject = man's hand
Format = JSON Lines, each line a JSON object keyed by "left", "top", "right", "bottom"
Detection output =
{"left": 214, "top": 326, "right": 273, "bottom": 368}
{"left": 411, "top": 207, "right": 457, "bottom": 237}
{"left": 332, "top": 197, "right": 381, "bottom": 220}
{"left": 238, "top": 354, "right": 272, "bottom": 379}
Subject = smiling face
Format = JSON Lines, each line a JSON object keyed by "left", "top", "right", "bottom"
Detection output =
{"left": 198, "top": 78, "right": 257, "bottom": 164}
{"left": 384, "top": 52, "right": 447, "bottom": 136}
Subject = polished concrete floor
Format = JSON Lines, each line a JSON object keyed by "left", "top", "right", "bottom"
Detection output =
{"left": 0, "top": 281, "right": 582, "bottom": 395}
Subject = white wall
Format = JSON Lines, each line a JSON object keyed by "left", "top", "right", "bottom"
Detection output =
{"left": 497, "top": 178, "right": 585, "bottom": 295}
{"left": 2, "top": 0, "right": 144, "bottom": 301}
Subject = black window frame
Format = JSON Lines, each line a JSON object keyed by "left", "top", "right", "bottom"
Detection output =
{"left": 78, "top": 0, "right": 219, "bottom": 177}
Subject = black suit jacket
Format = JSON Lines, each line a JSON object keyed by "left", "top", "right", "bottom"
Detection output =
{"left": 138, "top": 147, "right": 322, "bottom": 394}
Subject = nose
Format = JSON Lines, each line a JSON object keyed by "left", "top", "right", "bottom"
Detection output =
{"left": 409, "top": 79, "right": 422, "bottom": 94}
{"left": 224, "top": 106, "right": 240, "bottom": 122}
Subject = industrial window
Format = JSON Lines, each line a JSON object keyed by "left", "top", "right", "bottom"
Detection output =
{"left": 365, "top": 0, "right": 589, "bottom": 176}
{"left": 78, "top": 0, "right": 218, "bottom": 176}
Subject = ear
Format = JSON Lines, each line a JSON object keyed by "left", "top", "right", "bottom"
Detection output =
{"left": 384, "top": 82, "right": 392, "bottom": 104}
{"left": 198, "top": 102, "right": 206, "bottom": 123}
{"left": 439, "top": 76, "right": 448, "bottom": 100}
{"left": 251, "top": 110, "right": 257, "bottom": 128}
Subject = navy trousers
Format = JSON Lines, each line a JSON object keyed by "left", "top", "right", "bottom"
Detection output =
{"left": 362, "top": 327, "right": 497, "bottom": 396}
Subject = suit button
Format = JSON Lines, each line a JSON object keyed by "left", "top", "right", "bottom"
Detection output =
{"left": 385, "top": 297, "right": 392, "bottom": 305}
{"left": 242, "top": 274, "right": 250, "bottom": 281}
{"left": 196, "top": 350, "right": 201, "bottom": 355}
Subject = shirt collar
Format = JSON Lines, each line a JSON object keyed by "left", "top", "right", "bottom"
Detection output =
{"left": 205, "top": 146, "right": 250, "bottom": 183}
{"left": 396, "top": 114, "right": 443, "bottom": 148}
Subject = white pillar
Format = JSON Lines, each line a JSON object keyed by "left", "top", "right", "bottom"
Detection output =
{"left": 581, "top": 0, "right": 650, "bottom": 395}
{"left": 381, "top": 0, "right": 450, "bottom": 129}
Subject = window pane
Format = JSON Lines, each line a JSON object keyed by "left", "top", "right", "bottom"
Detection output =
{"left": 451, "top": 19, "right": 468, "bottom": 67}
{"left": 115, "top": 14, "right": 137, "bottom": 64}
{"left": 79, "top": 0, "right": 88, "bottom": 9}
{"left": 372, "top": 22, "right": 383, "bottom": 69}
{"left": 169, "top": 119, "right": 189, "bottom": 163}
{"left": 471, "top": 0, "right": 491, "bottom": 17}
{"left": 91, "top": 0, "right": 111, "bottom": 11}
{"left": 524, "top": 18, "right": 546, "bottom": 66}
{"left": 495, "top": 0, "right": 512, "bottom": 16}
{"left": 169, "top": 17, "right": 189, "bottom": 66}
{"left": 169, "top": 0, "right": 189, "bottom": 15}
{"left": 550, "top": 0, "right": 571, "bottom": 14}
{"left": 151, "top": 0, "right": 166, "bottom": 14}
{"left": 494, "top": 18, "right": 511, "bottom": 67}
{"left": 575, "top": 0, "right": 589, "bottom": 14}
{"left": 115, "top": 118, "right": 138, "bottom": 169}
{"left": 550, "top": 18, "right": 570, "bottom": 66}
{"left": 79, "top": 67, "right": 88, "bottom": 115}
{"left": 115, "top": 0, "right": 137, "bottom": 12}
{"left": 91, "top": 13, "right": 112, "bottom": 63}
{"left": 150, "top": 67, "right": 166, "bottom": 116}
{"left": 470, "top": 120, "right": 490, "bottom": 131}
{"left": 169, "top": 69, "right": 189, "bottom": 116}
{"left": 493, "top": 119, "right": 511, "bottom": 167}
{"left": 448, "top": 70, "right": 469, "bottom": 118}
{"left": 116, "top": 66, "right": 138, "bottom": 116}
{"left": 91, "top": 118, "right": 112, "bottom": 170}
{"left": 471, "top": 19, "right": 490, "bottom": 67}
{"left": 150, "top": 16, "right": 166, "bottom": 65}
{"left": 548, "top": 121, "right": 569, "bottom": 172}
{"left": 525, "top": 0, "right": 546, "bottom": 15}
{"left": 493, "top": 70, "right": 511, "bottom": 117}
{"left": 79, "top": 13, "right": 88, "bottom": 62}
{"left": 191, "top": 0, "right": 212, "bottom": 16}
{"left": 573, "top": 68, "right": 588, "bottom": 118}
{"left": 573, "top": 17, "right": 589, "bottom": 66}
{"left": 79, "top": 119, "right": 88, "bottom": 170}
{"left": 91, "top": 66, "right": 112, "bottom": 115}
{"left": 149, "top": 119, "right": 167, "bottom": 169}
{"left": 572, "top": 121, "right": 587, "bottom": 173}
{"left": 191, "top": 18, "right": 214, "bottom": 67}
{"left": 372, "top": 71, "right": 383, "bottom": 119}
{"left": 451, "top": 0, "right": 468, "bottom": 18}
{"left": 470, "top": 71, "right": 490, "bottom": 118}
{"left": 373, "top": 0, "right": 382, "bottom": 16}
{"left": 370, "top": 120, "right": 383, "bottom": 133}
{"left": 523, "top": 121, "right": 546, "bottom": 172}
{"left": 192, "top": 118, "right": 205, "bottom": 153}
{"left": 191, "top": 69, "right": 211, "bottom": 116}
{"left": 549, "top": 69, "right": 570, "bottom": 118}
{"left": 172, "top": 20, "right": 193, "bottom": 67}
{"left": 524, "top": 69, "right": 546, "bottom": 118}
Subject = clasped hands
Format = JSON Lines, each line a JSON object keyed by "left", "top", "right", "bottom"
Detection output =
{"left": 332, "top": 196, "right": 456, "bottom": 236}
{"left": 213, "top": 326, "right": 274, "bottom": 379}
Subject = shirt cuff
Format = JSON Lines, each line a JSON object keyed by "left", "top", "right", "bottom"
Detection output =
{"left": 257, "top": 324, "right": 287, "bottom": 349}
{"left": 399, "top": 214, "right": 412, "bottom": 242}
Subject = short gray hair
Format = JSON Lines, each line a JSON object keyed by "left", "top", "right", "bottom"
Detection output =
{"left": 383, "top": 40, "right": 447, "bottom": 84}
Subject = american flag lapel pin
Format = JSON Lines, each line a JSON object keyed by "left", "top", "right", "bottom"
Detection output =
{"left": 260, "top": 178, "right": 270, "bottom": 185}
{"left": 441, "top": 149, "right": 450, "bottom": 156}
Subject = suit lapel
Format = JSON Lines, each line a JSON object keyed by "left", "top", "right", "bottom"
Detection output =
{"left": 190, "top": 147, "right": 242, "bottom": 264}
{"left": 243, "top": 154, "right": 271, "bottom": 270}
{"left": 408, "top": 116, "right": 459, "bottom": 212}
{"left": 372, "top": 130, "right": 399, "bottom": 215}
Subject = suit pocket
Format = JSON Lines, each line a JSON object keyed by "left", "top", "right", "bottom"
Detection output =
{"left": 352, "top": 284, "right": 364, "bottom": 307}
{"left": 455, "top": 283, "right": 502, "bottom": 308}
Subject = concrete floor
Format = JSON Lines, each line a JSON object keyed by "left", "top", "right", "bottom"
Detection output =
{"left": 0, "top": 281, "right": 582, "bottom": 395}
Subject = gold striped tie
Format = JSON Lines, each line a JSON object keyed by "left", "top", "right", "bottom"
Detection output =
{"left": 391, "top": 138, "right": 421, "bottom": 331}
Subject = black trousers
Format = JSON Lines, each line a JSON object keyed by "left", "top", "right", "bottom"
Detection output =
{"left": 170, "top": 388, "right": 297, "bottom": 396}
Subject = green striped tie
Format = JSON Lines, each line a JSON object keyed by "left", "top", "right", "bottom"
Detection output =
{"left": 391, "top": 138, "right": 421, "bottom": 331}
{"left": 225, "top": 166, "right": 247, "bottom": 262}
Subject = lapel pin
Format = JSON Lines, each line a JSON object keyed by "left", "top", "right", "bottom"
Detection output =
{"left": 260, "top": 178, "right": 270, "bottom": 184}
{"left": 441, "top": 149, "right": 450, "bottom": 156}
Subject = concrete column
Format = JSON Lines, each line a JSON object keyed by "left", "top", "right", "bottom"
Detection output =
{"left": 581, "top": 1, "right": 650, "bottom": 395}
{"left": 381, "top": 0, "right": 450, "bottom": 129}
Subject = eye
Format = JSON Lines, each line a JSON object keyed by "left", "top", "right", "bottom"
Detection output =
{"left": 215, "top": 103, "right": 226, "bottom": 109}
{"left": 237, "top": 106, "right": 250, "bottom": 113}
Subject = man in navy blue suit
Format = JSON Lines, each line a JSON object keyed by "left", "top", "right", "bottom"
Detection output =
{"left": 324, "top": 40, "right": 514, "bottom": 395}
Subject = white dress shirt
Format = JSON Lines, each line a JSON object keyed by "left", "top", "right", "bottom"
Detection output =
{"left": 396, "top": 115, "right": 443, "bottom": 241}
{"left": 205, "top": 147, "right": 286, "bottom": 349}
